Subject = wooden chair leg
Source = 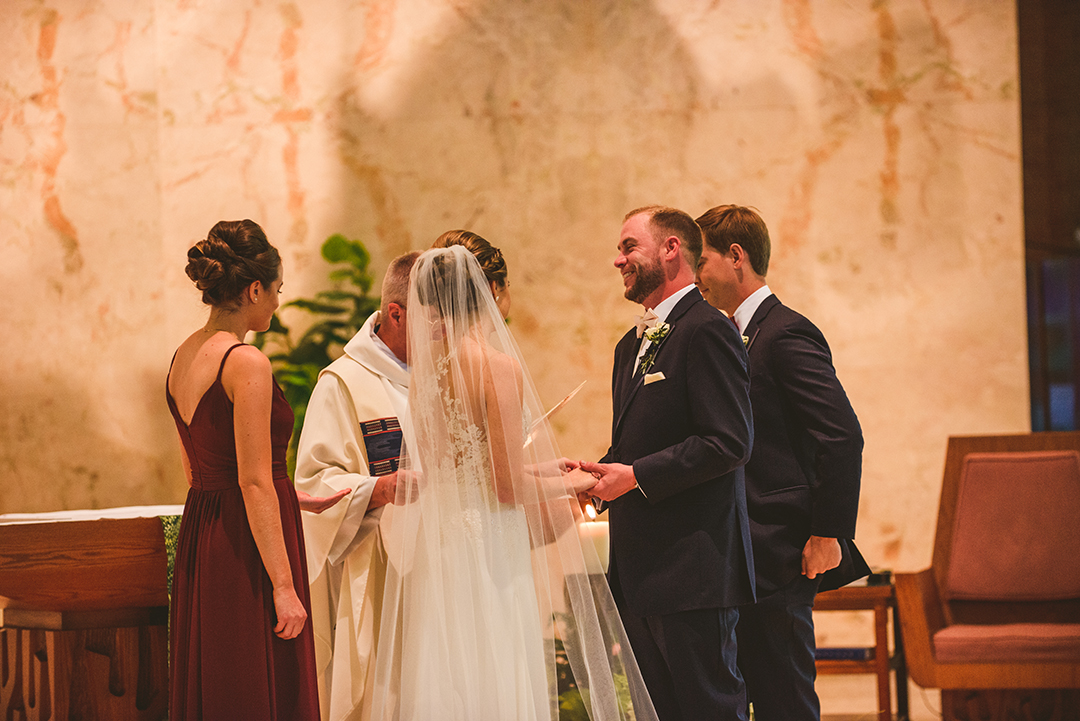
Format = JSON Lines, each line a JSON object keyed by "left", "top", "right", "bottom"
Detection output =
{"left": 874, "top": 599, "right": 891, "bottom": 720}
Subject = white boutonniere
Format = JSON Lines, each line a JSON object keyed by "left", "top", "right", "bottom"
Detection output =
{"left": 639, "top": 321, "right": 671, "bottom": 373}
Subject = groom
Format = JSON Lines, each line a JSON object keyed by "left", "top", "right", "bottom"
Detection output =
{"left": 582, "top": 206, "right": 756, "bottom": 720}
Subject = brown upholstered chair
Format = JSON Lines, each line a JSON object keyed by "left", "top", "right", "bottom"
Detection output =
{"left": 894, "top": 432, "right": 1080, "bottom": 717}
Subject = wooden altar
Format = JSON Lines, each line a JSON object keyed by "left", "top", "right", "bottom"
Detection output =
{"left": 0, "top": 515, "right": 171, "bottom": 720}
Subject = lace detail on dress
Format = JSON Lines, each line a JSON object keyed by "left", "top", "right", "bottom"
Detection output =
{"left": 429, "top": 353, "right": 520, "bottom": 545}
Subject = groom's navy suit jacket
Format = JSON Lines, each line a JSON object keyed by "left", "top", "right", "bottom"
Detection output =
{"left": 741, "top": 294, "right": 868, "bottom": 596}
{"left": 602, "top": 288, "right": 757, "bottom": 617}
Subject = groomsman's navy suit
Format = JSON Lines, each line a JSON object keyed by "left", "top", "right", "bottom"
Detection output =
{"left": 736, "top": 293, "right": 868, "bottom": 721}
{"left": 602, "top": 287, "right": 756, "bottom": 720}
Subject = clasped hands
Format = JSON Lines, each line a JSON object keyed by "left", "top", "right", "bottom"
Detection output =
{"left": 558, "top": 459, "right": 638, "bottom": 505}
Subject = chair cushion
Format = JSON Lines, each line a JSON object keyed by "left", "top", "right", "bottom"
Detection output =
{"left": 933, "top": 623, "right": 1080, "bottom": 663}
{"left": 945, "top": 451, "right": 1080, "bottom": 601}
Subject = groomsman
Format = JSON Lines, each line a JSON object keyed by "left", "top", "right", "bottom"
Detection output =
{"left": 582, "top": 206, "right": 756, "bottom": 720}
{"left": 694, "top": 205, "right": 868, "bottom": 721}
{"left": 294, "top": 251, "right": 419, "bottom": 721}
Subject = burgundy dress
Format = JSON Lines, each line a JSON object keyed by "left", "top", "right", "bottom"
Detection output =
{"left": 166, "top": 343, "right": 319, "bottom": 720}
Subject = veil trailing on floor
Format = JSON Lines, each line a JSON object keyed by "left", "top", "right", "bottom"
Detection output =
{"left": 369, "top": 245, "right": 657, "bottom": 721}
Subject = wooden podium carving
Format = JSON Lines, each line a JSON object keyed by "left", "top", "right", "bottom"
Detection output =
{"left": 0, "top": 517, "right": 169, "bottom": 720}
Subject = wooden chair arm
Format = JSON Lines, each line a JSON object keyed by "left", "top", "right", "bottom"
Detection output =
{"left": 894, "top": 569, "right": 944, "bottom": 688}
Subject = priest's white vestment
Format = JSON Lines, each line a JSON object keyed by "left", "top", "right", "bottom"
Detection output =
{"left": 295, "top": 312, "right": 409, "bottom": 721}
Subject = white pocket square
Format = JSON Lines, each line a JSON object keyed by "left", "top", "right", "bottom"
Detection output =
{"left": 644, "top": 372, "right": 666, "bottom": 385}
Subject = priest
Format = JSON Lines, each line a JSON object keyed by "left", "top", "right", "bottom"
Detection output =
{"left": 294, "top": 251, "right": 419, "bottom": 721}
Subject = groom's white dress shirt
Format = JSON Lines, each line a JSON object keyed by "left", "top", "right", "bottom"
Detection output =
{"left": 634, "top": 283, "right": 696, "bottom": 373}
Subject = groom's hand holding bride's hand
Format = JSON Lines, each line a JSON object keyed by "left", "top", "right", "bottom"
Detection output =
{"left": 577, "top": 461, "right": 637, "bottom": 502}
{"left": 563, "top": 467, "right": 598, "bottom": 495}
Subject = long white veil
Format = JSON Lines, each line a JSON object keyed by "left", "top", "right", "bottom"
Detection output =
{"left": 370, "top": 245, "right": 657, "bottom": 721}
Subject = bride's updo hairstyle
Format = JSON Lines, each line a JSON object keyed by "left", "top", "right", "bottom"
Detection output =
{"left": 415, "top": 247, "right": 486, "bottom": 324}
{"left": 185, "top": 219, "right": 280, "bottom": 309}
{"left": 431, "top": 229, "right": 507, "bottom": 291}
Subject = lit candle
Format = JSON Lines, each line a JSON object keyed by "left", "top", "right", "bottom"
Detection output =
{"left": 578, "top": 502, "right": 609, "bottom": 574}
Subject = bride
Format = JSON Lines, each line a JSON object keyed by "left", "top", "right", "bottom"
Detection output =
{"left": 369, "top": 242, "right": 658, "bottom": 721}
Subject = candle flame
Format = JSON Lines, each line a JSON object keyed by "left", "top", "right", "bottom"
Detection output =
{"left": 584, "top": 502, "right": 597, "bottom": 520}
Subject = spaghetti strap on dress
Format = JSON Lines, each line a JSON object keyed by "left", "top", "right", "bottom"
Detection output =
{"left": 166, "top": 343, "right": 319, "bottom": 720}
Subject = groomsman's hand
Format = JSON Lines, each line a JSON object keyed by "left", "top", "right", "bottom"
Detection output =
{"left": 579, "top": 461, "right": 638, "bottom": 502}
{"left": 802, "top": 535, "right": 842, "bottom": 579}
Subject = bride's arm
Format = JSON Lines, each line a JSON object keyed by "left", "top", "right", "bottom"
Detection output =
{"left": 482, "top": 355, "right": 597, "bottom": 503}
{"left": 483, "top": 353, "right": 525, "bottom": 504}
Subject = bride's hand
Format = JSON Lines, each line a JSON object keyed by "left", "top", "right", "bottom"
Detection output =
{"left": 564, "top": 467, "right": 598, "bottom": 495}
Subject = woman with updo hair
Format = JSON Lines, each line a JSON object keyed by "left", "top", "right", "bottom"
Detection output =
{"left": 432, "top": 229, "right": 511, "bottom": 319}
{"left": 166, "top": 219, "right": 332, "bottom": 720}
{"left": 365, "top": 234, "right": 661, "bottom": 721}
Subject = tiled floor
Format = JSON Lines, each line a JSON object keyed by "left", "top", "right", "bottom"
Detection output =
{"left": 817, "top": 675, "right": 942, "bottom": 720}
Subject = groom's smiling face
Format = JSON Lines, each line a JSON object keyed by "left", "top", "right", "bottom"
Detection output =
{"left": 616, "top": 214, "right": 666, "bottom": 306}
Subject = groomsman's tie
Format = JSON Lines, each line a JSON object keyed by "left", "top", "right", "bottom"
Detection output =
{"left": 634, "top": 308, "right": 659, "bottom": 338}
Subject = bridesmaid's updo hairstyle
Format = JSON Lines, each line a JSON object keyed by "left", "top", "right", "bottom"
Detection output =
{"left": 432, "top": 229, "right": 507, "bottom": 290}
{"left": 185, "top": 220, "right": 280, "bottom": 309}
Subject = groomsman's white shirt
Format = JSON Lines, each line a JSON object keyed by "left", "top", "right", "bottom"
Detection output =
{"left": 295, "top": 311, "right": 409, "bottom": 721}
{"left": 732, "top": 285, "right": 772, "bottom": 334}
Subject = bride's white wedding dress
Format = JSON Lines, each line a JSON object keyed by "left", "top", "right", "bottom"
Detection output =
{"left": 369, "top": 246, "right": 657, "bottom": 721}
{"left": 395, "top": 382, "right": 549, "bottom": 720}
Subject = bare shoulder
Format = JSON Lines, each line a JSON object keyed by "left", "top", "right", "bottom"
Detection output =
{"left": 220, "top": 344, "right": 273, "bottom": 393}
{"left": 483, "top": 349, "right": 523, "bottom": 392}
{"left": 225, "top": 344, "right": 271, "bottom": 373}
{"left": 486, "top": 349, "right": 522, "bottom": 377}
{"left": 458, "top": 338, "right": 521, "bottom": 377}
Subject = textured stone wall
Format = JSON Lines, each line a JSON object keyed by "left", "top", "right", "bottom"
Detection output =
{"left": 0, "top": 0, "right": 1027, "bottom": 575}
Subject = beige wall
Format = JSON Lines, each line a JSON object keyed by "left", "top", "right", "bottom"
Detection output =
{"left": 0, "top": 0, "right": 1027, "bottom": 576}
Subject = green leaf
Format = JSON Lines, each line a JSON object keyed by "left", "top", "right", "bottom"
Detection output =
{"left": 267, "top": 314, "right": 289, "bottom": 334}
{"left": 317, "top": 289, "right": 364, "bottom": 302}
{"left": 284, "top": 299, "right": 349, "bottom": 315}
{"left": 322, "top": 234, "right": 371, "bottom": 269}
{"left": 289, "top": 340, "right": 334, "bottom": 367}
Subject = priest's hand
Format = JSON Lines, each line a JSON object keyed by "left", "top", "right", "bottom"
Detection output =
{"left": 296, "top": 488, "right": 350, "bottom": 514}
{"left": 369, "top": 470, "right": 421, "bottom": 509}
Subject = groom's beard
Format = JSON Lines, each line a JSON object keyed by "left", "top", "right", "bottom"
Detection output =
{"left": 624, "top": 256, "right": 664, "bottom": 305}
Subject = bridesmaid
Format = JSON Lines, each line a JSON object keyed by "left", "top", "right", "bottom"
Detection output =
{"left": 166, "top": 219, "right": 337, "bottom": 719}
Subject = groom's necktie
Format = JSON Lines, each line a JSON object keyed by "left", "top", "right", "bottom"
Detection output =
{"left": 634, "top": 308, "right": 659, "bottom": 338}
{"left": 632, "top": 309, "right": 659, "bottom": 376}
